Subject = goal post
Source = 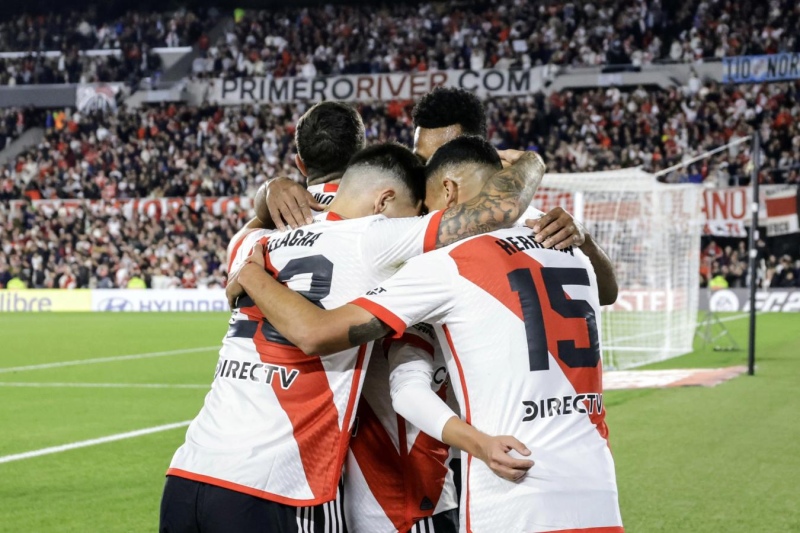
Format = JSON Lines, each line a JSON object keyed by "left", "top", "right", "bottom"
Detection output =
{"left": 534, "top": 168, "right": 704, "bottom": 370}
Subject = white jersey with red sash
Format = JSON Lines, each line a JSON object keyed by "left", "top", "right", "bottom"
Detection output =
{"left": 345, "top": 323, "right": 459, "bottom": 532}
{"left": 168, "top": 210, "right": 443, "bottom": 506}
{"left": 351, "top": 226, "right": 623, "bottom": 533}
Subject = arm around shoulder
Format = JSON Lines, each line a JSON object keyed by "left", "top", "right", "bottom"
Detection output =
{"left": 579, "top": 234, "right": 618, "bottom": 306}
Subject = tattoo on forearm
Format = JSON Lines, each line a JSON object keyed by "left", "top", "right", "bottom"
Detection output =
{"left": 436, "top": 153, "right": 546, "bottom": 249}
{"left": 348, "top": 318, "right": 391, "bottom": 346}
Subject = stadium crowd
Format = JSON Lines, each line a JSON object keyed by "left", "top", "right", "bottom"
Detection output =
{"left": 2, "top": 0, "right": 799, "bottom": 84}
{"left": 702, "top": 239, "right": 800, "bottom": 289}
{"left": 199, "top": 0, "right": 800, "bottom": 78}
{"left": 0, "top": 8, "right": 218, "bottom": 86}
{"left": 1, "top": 1, "right": 799, "bottom": 290}
{"left": 2, "top": 79, "right": 799, "bottom": 203}
{"left": 0, "top": 49, "right": 163, "bottom": 86}
{"left": 0, "top": 198, "right": 236, "bottom": 289}
{"left": 0, "top": 8, "right": 215, "bottom": 51}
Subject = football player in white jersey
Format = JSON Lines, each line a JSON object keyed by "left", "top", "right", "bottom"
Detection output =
{"left": 161, "top": 142, "right": 544, "bottom": 533}
{"left": 231, "top": 100, "right": 471, "bottom": 533}
{"left": 255, "top": 142, "right": 542, "bottom": 533}
{"left": 230, "top": 137, "right": 624, "bottom": 533}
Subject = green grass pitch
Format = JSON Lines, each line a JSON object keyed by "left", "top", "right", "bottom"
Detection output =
{"left": 0, "top": 312, "right": 798, "bottom": 532}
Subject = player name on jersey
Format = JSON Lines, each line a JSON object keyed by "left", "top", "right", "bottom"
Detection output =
{"left": 266, "top": 228, "right": 322, "bottom": 253}
{"left": 495, "top": 232, "right": 575, "bottom": 257}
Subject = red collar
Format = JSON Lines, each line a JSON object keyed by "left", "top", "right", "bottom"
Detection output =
{"left": 325, "top": 211, "right": 344, "bottom": 221}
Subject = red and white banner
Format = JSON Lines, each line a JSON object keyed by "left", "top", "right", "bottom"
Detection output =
{"left": 206, "top": 68, "right": 544, "bottom": 105}
{"left": 701, "top": 185, "right": 799, "bottom": 237}
{"left": 701, "top": 187, "right": 750, "bottom": 237}
{"left": 763, "top": 186, "right": 799, "bottom": 236}
{"left": 9, "top": 196, "right": 254, "bottom": 220}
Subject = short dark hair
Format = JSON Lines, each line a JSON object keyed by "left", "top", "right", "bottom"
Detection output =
{"left": 425, "top": 135, "right": 502, "bottom": 180}
{"left": 295, "top": 101, "right": 366, "bottom": 176}
{"left": 412, "top": 87, "right": 487, "bottom": 137}
{"left": 346, "top": 142, "right": 426, "bottom": 204}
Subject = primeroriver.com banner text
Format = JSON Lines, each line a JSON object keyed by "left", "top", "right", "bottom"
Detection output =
{"left": 207, "top": 68, "right": 545, "bottom": 105}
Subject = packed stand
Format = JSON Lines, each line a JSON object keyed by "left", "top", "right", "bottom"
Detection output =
{"left": 702, "top": 239, "right": 800, "bottom": 288}
{"left": 199, "top": 0, "right": 800, "bottom": 79}
{"left": 0, "top": 48, "right": 163, "bottom": 86}
{"left": 0, "top": 7, "right": 219, "bottom": 85}
{"left": 666, "top": 0, "right": 800, "bottom": 62}
{"left": 487, "top": 80, "right": 800, "bottom": 185}
{"left": 3, "top": 78, "right": 799, "bottom": 202}
{"left": 4, "top": 0, "right": 800, "bottom": 85}
{"left": 200, "top": 0, "right": 666, "bottom": 79}
{"left": 0, "top": 101, "right": 415, "bottom": 201}
{"left": 0, "top": 198, "right": 239, "bottom": 289}
{"left": 0, "top": 8, "right": 217, "bottom": 52}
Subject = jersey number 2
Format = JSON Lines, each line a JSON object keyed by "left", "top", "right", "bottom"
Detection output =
{"left": 508, "top": 267, "right": 600, "bottom": 371}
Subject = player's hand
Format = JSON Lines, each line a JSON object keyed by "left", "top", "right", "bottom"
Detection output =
{"left": 527, "top": 207, "right": 586, "bottom": 250}
{"left": 497, "top": 149, "right": 526, "bottom": 168}
{"left": 476, "top": 435, "right": 534, "bottom": 482}
{"left": 226, "top": 243, "right": 267, "bottom": 309}
{"left": 264, "top": 178, "right": 324, "bottom": 231}
{"left": 226, "top": 274, "right": 244, "bottom": 310}
{"left": 497, "top": 150, "right": 546, "bottom": 171}
{"left": 244, "top": 242, "right": 266, "bottom": 269}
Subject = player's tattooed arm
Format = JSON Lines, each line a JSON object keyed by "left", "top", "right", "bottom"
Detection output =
{"left": 348, "top": 318, "right": 391, "bottom": 347}
{"left": 435, "top": 151, "right": 546, "bottom": 249}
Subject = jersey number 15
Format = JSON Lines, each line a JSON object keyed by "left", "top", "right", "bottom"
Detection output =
{"left": 508, "top": 267, "right": 601, "bottom": 371}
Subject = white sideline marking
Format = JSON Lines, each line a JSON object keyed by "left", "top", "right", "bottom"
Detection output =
{"left": 0, "top": 382, "right": 208, "bottom": 389}
{"left": 0, "top": 346, "right": 218, "bottom": 374}
{"left": 0, "top": 421, "right": 191, "bottom": 465}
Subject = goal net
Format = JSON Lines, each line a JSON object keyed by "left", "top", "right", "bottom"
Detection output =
{"left": 534, "top": 168, "right": 703, "bottom": 370}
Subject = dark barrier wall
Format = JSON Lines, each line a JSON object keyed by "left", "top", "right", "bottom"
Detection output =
{"left": 0, "top": 85, "right": 78, "bottom": 108}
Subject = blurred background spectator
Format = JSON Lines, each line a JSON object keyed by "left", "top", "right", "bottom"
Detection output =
{"left": 0, "top": 8, "right": 216, "bottom": 51}
{"left": 701, "top": 238, "right": 800, "bottom": 288}
{"left": 0, "top": 107, "right": 43, "bottom": 149}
